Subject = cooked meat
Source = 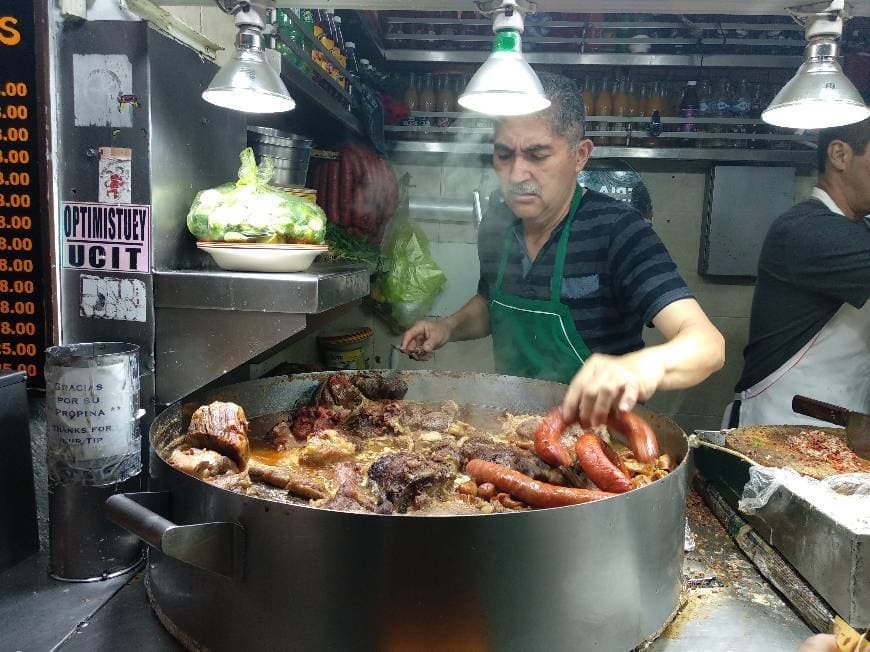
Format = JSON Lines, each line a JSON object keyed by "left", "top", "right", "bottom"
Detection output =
{"left": 367, "top": 452, "right": 455, "bottom": 513}
{"left": 264, "top": 420, "right": 294, "bottom": 451}
{"left": 169, "top": 447, "right": 239, "bottom": 479}
{"left": 351, "top": 371, "right": 408, "bottom": 400}
{"left": 187, "top": 402, "right": 250, "bottom": 470}
{"left": 248, "top": 460, "right": 327, "bottom": 499}
{"left": 314, "top": 373, "right": 365, "bottom": 409}
{"left": 459, "top": 437, "right": 515, "bottom": 468}
{"left": 459, "top": 437, "right": 563, "bottom": 484}
{"left": 292, "top": 405, "right": 344, "bottom": 440}
{"left": 344, "top": 401, "right": 403, "bottom": 439}
{"left": 398, "top": 400, "right": 460, "bottom": 431}
{"left": 315, "top": 462, "right": 377, "bottom": 512}
{"left": 300, "top": 429, "right": 356, "bottom": 465}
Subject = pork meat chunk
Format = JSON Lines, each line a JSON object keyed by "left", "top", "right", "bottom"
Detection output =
{"left": 169, "top": 447, "right": 239, "bottom": 479}
{"left": 187, "top": 402, "right": 251, "bottom": 470}
{"left": 367, "top": 452, "right": 455, "bottom": 514}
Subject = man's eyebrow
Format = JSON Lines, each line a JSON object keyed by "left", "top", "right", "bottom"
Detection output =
{"left": 494, "top": 143, "right": 513, "bottom": 152}
{"left": 522, "top": 144, "right": 552, "bottom": 154}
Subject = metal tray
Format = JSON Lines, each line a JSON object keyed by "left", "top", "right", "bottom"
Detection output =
{"left": 694, "top": 431, "right": 869, "bottom": 628}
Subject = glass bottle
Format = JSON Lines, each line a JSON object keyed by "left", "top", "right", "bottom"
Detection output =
{"left": 710, "top": 79, "right": 732, "bottom": 147}
{"left": 580, "top": 76, "right": 595, "bottom": 119}
{"left": 612, "top": 79, "right": 630, "bottom": 146}
{"left": 593, "top": 78, "right": 614, "bottom": 145}
{"left": 679, "top": 80, "right": 699, "bottom": 145}
{"left": 695, "top": 80, "right": 711, "bottom": 147}
{"left": 402, "top": 73, "right": 419, "bottom": 140}
{"left": 731, "top": 78, "right": 752, "bottom": 148}
{"left": 418, "top": 72, "right": 436, "bottom": 112}
{"left": 435, "top": 73, "right": 454, "bottom": 129}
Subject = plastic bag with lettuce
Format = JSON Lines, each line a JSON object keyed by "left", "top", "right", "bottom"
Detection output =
{"left": 187, "top": 148, "right": 326, "bottom": 244}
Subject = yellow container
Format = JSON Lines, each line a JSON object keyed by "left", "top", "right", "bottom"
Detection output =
{"left": 317, "top": 327, "right": 373, "bottom": 370}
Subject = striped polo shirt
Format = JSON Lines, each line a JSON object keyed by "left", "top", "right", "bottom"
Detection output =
{"left": 477, "top": 188, "right": 692, "bottom": 356}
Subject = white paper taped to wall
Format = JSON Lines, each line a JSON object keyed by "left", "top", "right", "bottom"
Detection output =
{"left": 73, "top": 54, "right": 133, "bottom": 127}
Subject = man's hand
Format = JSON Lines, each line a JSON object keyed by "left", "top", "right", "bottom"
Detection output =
{"left": 400, "top": 320, "right": 451, "bottom": 361}
{"left": 561, "top": 352, "right": 665, "bottom": 427}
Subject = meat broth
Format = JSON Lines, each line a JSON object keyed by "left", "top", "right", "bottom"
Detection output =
{"left": 165, "top": 372, "right": 672, "bottom": 515}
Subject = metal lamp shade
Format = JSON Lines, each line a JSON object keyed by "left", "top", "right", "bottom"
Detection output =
{"left": 202, "top": 49, "right": 295, "bottom": 114}
{"left": 762, "top": 58, "right": 869, "bottom": 129}
{"left": 458, "top": 37, "right": 550, "bottom": 116}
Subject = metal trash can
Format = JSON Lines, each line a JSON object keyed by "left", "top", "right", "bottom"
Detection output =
{"left": 45, "top": 343, "right": 144, "bottom": 581}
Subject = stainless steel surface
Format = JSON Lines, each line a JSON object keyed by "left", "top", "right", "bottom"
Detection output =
{"left": 152, "top": 264, "right": 368, "bottom": 404}
{"left": 386, "top": 140, "right": 817, "bottom": 164}
{"left": 139, "top": 371, "right": 690, "bottom": 651}
{"left": 0, "top": 500, "right": 815, "bottom": 652}
{"left": 0, "top": 370, "right": 38, "bottom": 572}
{"left": 695, "top": 440, "right": 870, "bottom": 628}
{"left": 247, "top": 125, "right": 312, "bottom": 145}
{"left": 0, "top": 552, "right": 138, "bottom": 651}
{"left": 248, "top": 126, "right": 313, "bottom": 187}
{"left": 383, "top": 49, "right": 805, "bottom": 68}
{"left": 699, "top": 166, "right": 796, "bottom": 276}
{"left": 48, "top": 477, "right": 145, "bottom": 581}
{"left": 153, "top": 0, "right": 870, "bottom": 16}
{"left": 472, "top": 190, "right": 483, "bottom": 227}
{"left": 153, "top": 263, "right": 369, "bottom": 313}
{"left": 409, "top": 195, "right": 475, "bottom": 222}
{"left": 106, "top": 493, "right": 244, "bottom": 579}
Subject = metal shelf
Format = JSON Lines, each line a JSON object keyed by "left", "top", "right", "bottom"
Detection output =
{"left": 279, "top": 59, "right": 362, "bottom": 136}
{"left": 385, "top": 140, "right": 815, "bottom": 164}
{"left": 382, "top": 49, "right": 804, "bottom": 68}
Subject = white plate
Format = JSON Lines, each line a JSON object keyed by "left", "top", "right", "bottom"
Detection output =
{"left": 197, "top": 243, "right": 325, "bottom": 273}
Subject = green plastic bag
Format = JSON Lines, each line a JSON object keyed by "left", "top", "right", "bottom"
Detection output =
{"left": 381, "top": 218, "right": 446, "bottom": 328}
{"left": 186, "top": 148, "right": 326, "bottom": 244}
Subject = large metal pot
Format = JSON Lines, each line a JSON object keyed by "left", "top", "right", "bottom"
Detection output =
{"left": 107, "top": 371, "right": 691, "bottom": 651}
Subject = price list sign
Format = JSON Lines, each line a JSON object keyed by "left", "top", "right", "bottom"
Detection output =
{"left": 0, "top": 7, "right": 44, "bottom": 386}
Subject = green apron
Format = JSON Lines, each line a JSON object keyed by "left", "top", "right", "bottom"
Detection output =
{"left": 489, "top": 185, "right": 592, "bottom": 383}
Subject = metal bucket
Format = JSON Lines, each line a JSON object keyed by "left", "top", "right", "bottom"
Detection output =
{"left": 247, "top": 126, "right": 312, "bottom": 188}
{"left": 108, "top": 371, "right": 691, "bottom": 651}
{"left": 45, "top": 342, "right": 144, "bottom": 581}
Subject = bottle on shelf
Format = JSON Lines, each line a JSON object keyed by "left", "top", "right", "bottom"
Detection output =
{"left": 417, "top": 72, "right": 436, "bottom": 139}
{"left": 580, "top": 76, "right": 594, "bottom": 119}
{"left": 402, "top": 72, "right": 419, "bottom": 140}
{"left": 612, "top": 78, "right": 631, "bottom": 146}
{"left": 710, "top": 78, "right": 732, "bottom": 147}
{"left": 593, "top": 78, "right": 615, "bottom": 145}
{"left": 331, "top": 15, "right": 348, "bottom": 90}
{"left": 679, "top": 80, "right": 699, "bottom": 145}
{"left": 344, "top": 41, "right": 360, "bottom": 102}
{"left": 625, "top": 80, "right": 641, "bottom": 144}
{"left": 695, "top": 80, "right": 711, "bottom": 147}
{"left": 434, "top": 73, "right": 454, "bottom": 130}
{"left": 731, "top": 78, "right": 752, "bottom": 148}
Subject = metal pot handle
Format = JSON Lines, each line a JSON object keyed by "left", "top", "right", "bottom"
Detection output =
{"left": 105, "top": 492, "right": 245, "bottom": 580}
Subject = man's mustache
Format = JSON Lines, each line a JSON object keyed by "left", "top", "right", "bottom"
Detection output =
{"left": 508, "top": 182, "right": 540, "bottom": 196}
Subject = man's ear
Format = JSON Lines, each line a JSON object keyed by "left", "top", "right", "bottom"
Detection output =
{"left": 827, "top": 139, "right": 852, "bottom": 173}
{"left": 575, "top": 138, "right": 594, "bottom": 174}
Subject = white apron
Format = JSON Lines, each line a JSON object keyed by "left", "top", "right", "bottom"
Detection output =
{"left": 722, "top": 188, "right": 870, "bottom": 428}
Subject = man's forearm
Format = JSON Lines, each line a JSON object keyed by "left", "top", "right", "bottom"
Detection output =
{"left": 628, "top": 324, "right": 725, "bottom": 390}
{"left": 443, "top": 294, "right": 491, "bottom": 342}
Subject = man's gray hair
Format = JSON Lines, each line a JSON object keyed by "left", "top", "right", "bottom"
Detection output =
{"left": 536, "top": 72, "right": 586, "bottom": 148}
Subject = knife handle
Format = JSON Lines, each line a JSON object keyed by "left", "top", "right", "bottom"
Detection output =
{"left": 791, "top": 395, "right": 850, "bottom": 426}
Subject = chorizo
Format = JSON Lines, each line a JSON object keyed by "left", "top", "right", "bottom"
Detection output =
{"left": 606, "top": 411, "right": 660, "bottom": 464}
{"left": 574, "top": 434, "right": 634, "bottom": 494}
{"left": 327, "top": 159, "right": 341, "bottom": 225}
{"left": 465, "top": 459, "right": 614, "bottom": 509}
{"left": 534, "top": 408, "right": 572, "bottom": 467}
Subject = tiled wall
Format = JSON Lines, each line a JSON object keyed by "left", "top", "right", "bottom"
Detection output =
{"left": 282, "top": 156, "right": 816, "bottom": 435}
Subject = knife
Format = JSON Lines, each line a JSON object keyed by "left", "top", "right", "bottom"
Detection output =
{"left": 792, "top": 395, "right": 870, "bottom": 459}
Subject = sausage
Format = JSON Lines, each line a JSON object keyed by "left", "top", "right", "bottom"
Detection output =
{"left": 574, "top": 434, "right": 634, "bottom": 493}
{"left": 534, "top": 408, "right": 572, "bottom": 467}
{"left": 339, "top": 149, "right": 355, "bottom": 226}
{"left": 606, "top": 411, "right": 660, "bottom": 464}
{"left": 327, "top": 159, "right": 341, "bottom": 224}
{"left": 465, "top": 459, "right": 614, "bottom": 508}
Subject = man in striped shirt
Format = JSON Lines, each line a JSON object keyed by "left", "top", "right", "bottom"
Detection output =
{"left": 402, "top": 73, "right": 724, "bottom": 426}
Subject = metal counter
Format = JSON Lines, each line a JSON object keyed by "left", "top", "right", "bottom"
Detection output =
{"left": 0, "top": 493, "right": 812, "bottom": 652}
{"left": 152, "top": 263, "right": 370, "bottom": 406}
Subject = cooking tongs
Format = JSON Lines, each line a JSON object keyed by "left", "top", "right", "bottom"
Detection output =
{"left": 792, "top": 395, "right": 870, "bottom": 459}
